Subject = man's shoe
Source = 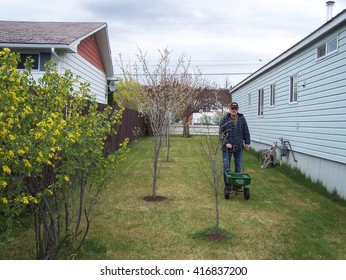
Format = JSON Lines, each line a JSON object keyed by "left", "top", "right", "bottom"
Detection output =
{"left": 224, "top": 185, "right": 230, "bottom": 199}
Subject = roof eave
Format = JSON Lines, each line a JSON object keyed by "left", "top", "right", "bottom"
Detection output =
{"left": 68, "top": 23, "right": 114, "bottom": 78}
{"left": 0, "top": 43, "right": 73, "bottom": 52}
{"left": 0, "top": 22, "right": 114, "bottom": 78}
{"left": 93, "top": 25, "right": 114, "bottom": 79}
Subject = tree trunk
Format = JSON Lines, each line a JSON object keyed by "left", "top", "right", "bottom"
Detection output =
{"left": 215, "top": 180, "right": 220, "bottom": 235}
{"left": 152, "top": 138, "right": 161, "bottom": 197}
{"left": 166, "top": 129, "right": 170, "bottom": 162}
{"left": 182, "top": 116, "right": 190, "bottom": 137}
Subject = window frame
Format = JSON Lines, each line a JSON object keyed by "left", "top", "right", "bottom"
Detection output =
{"left": 17, "top": 52, "right": 51, "bottom": 71}
{"left": 269, "top": 83, "right": 276, "bottom": 107}
{"left": 257, "top": 88, "right": 264, "bottom": 116}
{"left": 317, "top": 36, "right": 338, "bottom": 59}
{"left": 289, "top": 74, "right": 298, "bottom": 104}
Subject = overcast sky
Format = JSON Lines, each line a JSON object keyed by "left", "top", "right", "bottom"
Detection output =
{"left": 1, "top": 0, "right": 346, "bottom": 87}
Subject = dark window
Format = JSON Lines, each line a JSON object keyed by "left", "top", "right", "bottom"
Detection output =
{"left": 203, "top": 106, "right": 211, "bottom": 112}
{"left": 18, "top": 53, "right": 39, "bottom": 69}
{"left": 17, "top": 52, "right": 51, "bottom": 71}
{"left": 257, "top": 88, "right": 264, "bottom": 116}
{"left": 39, "top": 52, "right": 51, "bottom": 71}
{"left": 289, "top": 74, "right": 298, "bottom": 103}
{"left": 270, "top": 83, "right": 275, "bottom": 106}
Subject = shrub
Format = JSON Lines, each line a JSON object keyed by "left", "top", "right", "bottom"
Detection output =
{"left": 0, "top": 48, "right": 128, "bottom": 259}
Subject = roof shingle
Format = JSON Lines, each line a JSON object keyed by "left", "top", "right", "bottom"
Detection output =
{"left": 0, "top": 21, "right": 106, "bottom": 45}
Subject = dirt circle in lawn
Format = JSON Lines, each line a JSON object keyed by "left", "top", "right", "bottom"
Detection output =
{"left": 143, "top": 195, "right": 167, "bottom": 202}
{"left": 205, "top": 232, "right": 227, "bottom": 240}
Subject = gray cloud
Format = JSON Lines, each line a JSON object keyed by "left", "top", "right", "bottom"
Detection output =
{"left": 2, "top": 0, "right": 346, "bottom": 85}
{"left": 84, "top": 0, "right": 191, "bottom": 24}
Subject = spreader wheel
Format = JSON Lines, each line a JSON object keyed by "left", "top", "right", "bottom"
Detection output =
{"left": 244, "top": 187, "right": 250, "bottom": 200}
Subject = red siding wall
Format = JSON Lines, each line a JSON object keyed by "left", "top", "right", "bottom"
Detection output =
{"left": 77, "top": 35, "right": 105, "bottom": 73}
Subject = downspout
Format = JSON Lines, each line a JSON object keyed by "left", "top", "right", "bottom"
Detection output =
{"left": 51, "top": 47, "right": 61, "bottom": 73}
{"left": 51, "top": 47, "right": 67, "bottom": 116}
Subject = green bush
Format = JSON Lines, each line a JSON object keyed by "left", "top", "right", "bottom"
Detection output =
{"left": 0, "top": 48, "right": 129, "bottom": 259}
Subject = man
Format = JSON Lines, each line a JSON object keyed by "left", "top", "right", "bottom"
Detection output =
{"left": 219, "top": 102, "right": 251, "bottom": 199}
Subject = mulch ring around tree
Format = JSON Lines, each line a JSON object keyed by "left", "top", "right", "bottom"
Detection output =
{"left": 143, "top": 195, "right": 168, "bottom": 202}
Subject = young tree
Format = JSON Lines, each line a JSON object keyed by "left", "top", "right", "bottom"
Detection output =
{"left": 117, "top": 48, "right": 190, "bottom": 200}
{"left": 0, "top": 49, "right": 128, "bottom": 259}
{"left": 200, "top": 129, "right": 225, "bottom": 239}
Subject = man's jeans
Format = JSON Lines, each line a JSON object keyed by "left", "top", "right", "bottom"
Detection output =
{"left": 222, "top": 148, "right": 243, "bottom": 187}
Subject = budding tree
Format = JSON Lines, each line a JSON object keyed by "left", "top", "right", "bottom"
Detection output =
{"left": 200, "top": 130, "right": 225, "bottom": 239}
{"left": 117, "top": 48, "right": 194, "bottom": 199}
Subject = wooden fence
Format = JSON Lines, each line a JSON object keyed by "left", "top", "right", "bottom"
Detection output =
{"left": 98, "top": 105, "right": 145, "bottom": 154}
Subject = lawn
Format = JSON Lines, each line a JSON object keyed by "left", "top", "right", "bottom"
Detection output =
{"left": 1, "top": 136, "right": 346, "bottom": 259}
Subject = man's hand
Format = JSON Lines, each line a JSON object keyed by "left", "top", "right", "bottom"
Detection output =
{"left": 245, "top": 144, "right": 250, "bottom": 151}
{"left": 226, "top": 143, "right": 232, "bottom": 149}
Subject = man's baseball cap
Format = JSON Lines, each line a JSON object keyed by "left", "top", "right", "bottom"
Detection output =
{"left": 230, "top": 102, "right": 239, "bottom": 109}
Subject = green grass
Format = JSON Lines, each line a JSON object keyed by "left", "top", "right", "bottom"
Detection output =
{"left": 1, "top": 136, "right": 346, "bottom": 259}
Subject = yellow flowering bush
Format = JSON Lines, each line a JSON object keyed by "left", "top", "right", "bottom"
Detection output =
{"left": 0, "top": 49, "right": 128, "bottom": 259}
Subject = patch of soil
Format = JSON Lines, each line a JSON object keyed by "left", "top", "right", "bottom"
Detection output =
{"left": 205, "top": 232, "right": 227, "bottom": 241}
{"left": 143, "top": 195, "right": 167, "bottom": 202}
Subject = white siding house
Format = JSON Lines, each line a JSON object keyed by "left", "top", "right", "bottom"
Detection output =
{"left": 230, "top": 9, "right": 346, "bottom": 199}
{"left": 0, "top": 21, "right": 114, "bottom": 104}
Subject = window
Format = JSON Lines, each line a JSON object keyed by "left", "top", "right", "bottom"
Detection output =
{"left": 289, "top": 74, "right": 298, "bottom": 103}
{"left": 317, "top": 37, "right": 338, "bottom": 59}
{"left": 17, "top": 53, "right": 39, "bottom": 69}
{"left": 270, "top": 83, "right": 275, "bottom": 106}
{"left": 247, "top": 93, "right": 251, "bottom": 106}
{"left": 17, "top": 52, "right": 51, "bottom": 71}
{"left": 257, "top": 88, "right": 264, "bottom": 116}
{"left": 203, "top": 106, "right": 211, "bottom": 112}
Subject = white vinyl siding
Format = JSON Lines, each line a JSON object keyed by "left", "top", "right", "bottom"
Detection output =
{"left": 230, "top": 18, "right": 346, "bottom": 198}
{"left": 247, "top": 93, "right": 251, "bottom": 107}
{"left": 61, "top": 52, "right": 108, "bottom": 104}
{"left": 231, "top": 28, "right": 346, "bottom": 164}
